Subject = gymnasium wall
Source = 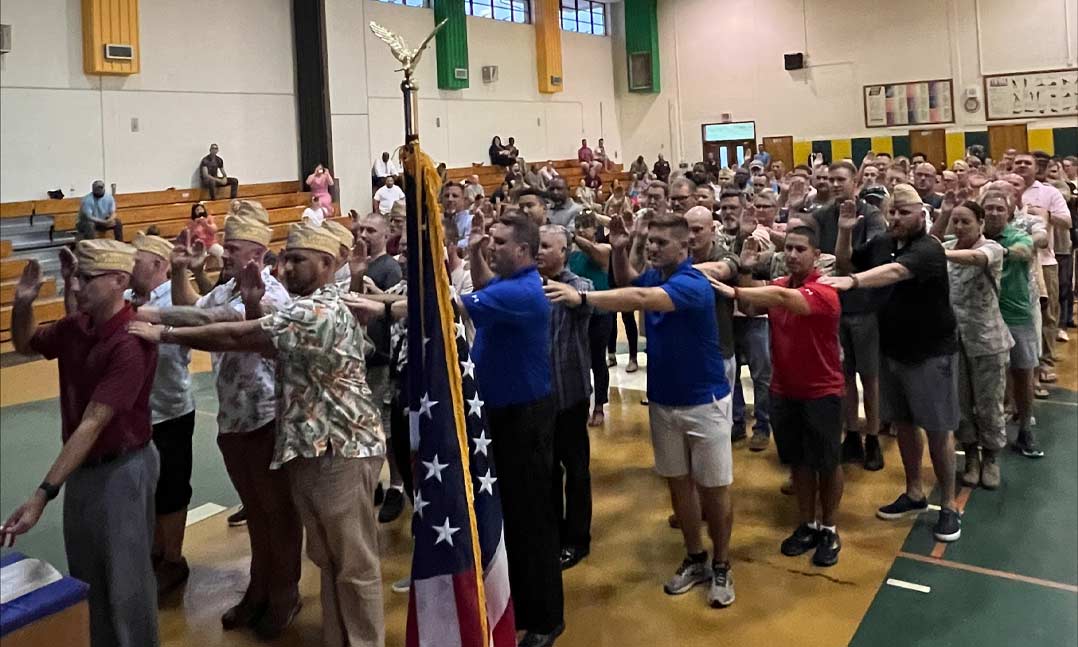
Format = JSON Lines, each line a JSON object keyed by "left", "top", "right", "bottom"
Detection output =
{"left": 613, "top": 0, "right": 1078, "bottom": 164}
{"left": 0, "top": 0, "right": 300, "bottom": 203}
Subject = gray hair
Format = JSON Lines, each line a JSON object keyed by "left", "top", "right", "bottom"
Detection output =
{"left": 539, "top": 224, "right": 572, "bottom": 250}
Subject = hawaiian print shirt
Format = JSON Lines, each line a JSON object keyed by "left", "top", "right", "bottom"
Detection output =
{"left": 260, "top": 283, "right": 385, "bottom": 469}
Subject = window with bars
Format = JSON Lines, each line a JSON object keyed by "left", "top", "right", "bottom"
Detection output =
{"left": 465, "top": 0, "right": 531, "bottom": 24}
{"left": 559, "top": 0, "right": 606, "bottom": 36}
{"left": 375, "top": 0, "right": 429, "bottom": 7}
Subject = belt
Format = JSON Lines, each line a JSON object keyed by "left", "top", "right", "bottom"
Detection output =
{"left": 81, "top": 442, "right": 149, "bottom": 469}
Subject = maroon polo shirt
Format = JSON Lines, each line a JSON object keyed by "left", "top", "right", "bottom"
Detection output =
{"left": 30, "top": 304, "right": 156, "bottom": 462}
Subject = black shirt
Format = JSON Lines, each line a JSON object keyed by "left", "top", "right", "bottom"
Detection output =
{"left": 200, "top": 154, "right": 225, "bottom": 177}
{"left": 923, "top": 192, "right": 943, "bottom": 210}
{"left": 853, "top": 230, "right": 957, "bottom": 363}
{"left": 809, "top": 200, "right": 888, "bottom": 314}
{"left": 653, "top": 160, "right": 670, "bottom": 183}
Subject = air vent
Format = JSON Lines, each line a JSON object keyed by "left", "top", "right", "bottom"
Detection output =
{"left": 104, "top": 43, "right": 134, "bottom": 60}
{"left": 550, "top": 75, "right": 562, "bottom": 86}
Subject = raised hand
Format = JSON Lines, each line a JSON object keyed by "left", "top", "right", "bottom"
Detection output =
{"left": 14, "top": 260, "right": 45, "bottom": 303}
{"left": 467, "top": 214, "right": 490, "bottom": 254}
{"left": 237, "top": 260, "right": 265, "bottom": 306}
{"left": 838, "top": 200, "right": 861, "bottom": 231}
{"left": 58, "top": 247, "right": 78, "bottom": 283}
{"left": 941, "top": 190, "right": 957, "bottom": 214}
{"left": 786, "top": 177, "right": 808, "bottom": 206}
{"left": 349, "top": 236, "right": 369, "bottom": 277}
{"left": 607, "top": 211, "right": 631, "bottom": 250}
{"left": 739, "top": 236, "right": 761, "bottom": 269}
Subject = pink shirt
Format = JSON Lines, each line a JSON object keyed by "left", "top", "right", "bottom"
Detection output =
{"left": 306, "top": 172, "right": 335, "bottom": 207}
{"left": 187, "top": 215, "right": 218, "bottom": 249}
{"left": 1022, "top": 181, "right": 1070, "bottom": 266}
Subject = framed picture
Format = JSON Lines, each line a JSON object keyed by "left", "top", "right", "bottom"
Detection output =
{"left": 863, "top": 79, "right": 954, "bottom": 128}
{"left": 983, "top": 68, "right": 1078, "bottom": 121}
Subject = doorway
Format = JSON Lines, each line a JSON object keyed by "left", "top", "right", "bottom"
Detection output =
{"left": 988, "top": 124, "right": 1028, "bottom": 160}
{"left": 761, "top": 136, "right": 794, "bottom": 173}
{"left": 703, "top": 140, "right": 756, "bottom": 169}
{"left": 909, "top": 128, "right": 947, "bottom": 168}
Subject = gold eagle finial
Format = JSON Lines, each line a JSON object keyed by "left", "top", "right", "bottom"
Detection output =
{"left": 369, "top": 19, "right": 448, "bottom": 77}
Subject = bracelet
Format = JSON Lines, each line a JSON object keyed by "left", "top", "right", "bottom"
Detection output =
{"left": 162, "top": 325, "right": 174, "bottom": 342}
{"left": 850, "top": 275, "right": 860, "bottom": 289}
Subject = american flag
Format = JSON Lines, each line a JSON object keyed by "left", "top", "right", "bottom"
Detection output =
{"left": 403, "top": 146, "right": 516, "bottom": 647}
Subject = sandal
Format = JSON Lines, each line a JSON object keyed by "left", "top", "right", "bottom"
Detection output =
{"left": 1039, "top": 371, "right": 1057, "bottom": 383}
{"left": 626, "top": 359, "right": 639, "bottom": 373}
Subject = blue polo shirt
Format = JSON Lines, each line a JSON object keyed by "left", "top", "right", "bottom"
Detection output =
{"left": 463, "top": 266, "right": 552, "bottom": 408}
{"left": 633, "top": 259, "right": 729, "bottom": 406}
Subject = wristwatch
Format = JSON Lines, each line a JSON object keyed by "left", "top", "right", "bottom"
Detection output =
{"left": 578, "top": 291, "right": 588, "bottom": 307}
{"left": 38, "top": 480, "right": 60, "bottom": 501}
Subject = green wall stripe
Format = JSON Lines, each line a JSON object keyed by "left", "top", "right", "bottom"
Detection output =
{"left": 851, "top": 138, "right": 872, "bottom": 166}
{"left": 1054, "top": 127, "right": 1078, "bottom": 157}
{"left": 434, "top": 0, "right": 469, "bottom": 91}
{"left": 624, "top": 0, "right": 659, "bottom": 93}
{"left": 811, "top": 140, "right": 832, "bottom": 163}
{"left": 891, "top": 135, "right": 911, "bottom": 159}
{"left": 964, "top": 131, "right": 989, "bottom": 152}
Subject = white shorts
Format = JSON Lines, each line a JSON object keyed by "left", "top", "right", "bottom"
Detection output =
{"left": 649, "top": 395, "right": 734, "bottom": 488}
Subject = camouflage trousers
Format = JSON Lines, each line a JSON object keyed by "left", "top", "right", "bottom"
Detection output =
{"left": 956, "top": 350, "right": 1008, "bottom": 451}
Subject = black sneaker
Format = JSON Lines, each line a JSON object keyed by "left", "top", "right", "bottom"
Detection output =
{"left": 378, "top": 487, "right": 406, "bottom": 523}
{"left": 1014, "top": 428, "right": 1045, "bottom": 458}
{"left": 876, "top": 493, "right": 929, "bottom": 520}
{"left": 374, "top": 482, "right": 385, "bottom": 506}
{"left": 560, "top": 546, "right": 589, "bottom": 571}
{"left": 811, "top": 528, "right": 841, "bottom": 567}
{"left": 933, "top": 508, "right": 961, "bottom": 542}
{"left": 227, "top": 506, "right": 248, "bottom": 527}
{"left": 780, "top": 524, "right": 819, "bottom": 557}
{"left": 841, "top": 432, "right": 864, "bottom": 463}
{"left": 731, "top": 424, "right": 747, "bottom": 443}
{"left": 863, "top": 435, "right": 884, "bottom": 471}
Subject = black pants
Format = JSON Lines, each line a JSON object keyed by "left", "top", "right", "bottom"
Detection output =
{"left": 94, "top": 219, "right": 124, "bottom": 241}
{"left": 607, "top": 310, "right": 639, "bottom": 359}
{"left": 204, "top": 176, "right": 239, "bottom": 199}
{"left": 1059, "top": 252, "right": 1074, "bottom": 327}
{"left": 551, "top": 399, "right": 592, "bottom": 551}
{"left": 487, "top": 397, "right": 563, "bottom": 634}
{"left": 151, "top": 411, "right": 196, "bottom": 515}
{"left": 389, "top": 392, "right": 414, "bottom": 502}
{"left": 589, "top": 313, "right": 614, "bottom": 407}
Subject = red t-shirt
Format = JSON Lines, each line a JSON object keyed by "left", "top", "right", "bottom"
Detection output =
{"left": 30, "top": 304, "right": 157, "bottom": 461}
{"left": 767, "top": 271, "right": 845, "bottom": 400}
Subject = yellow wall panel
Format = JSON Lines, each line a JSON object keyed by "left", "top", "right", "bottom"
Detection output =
{"left": 870, "top": 136, "right": 894, "bottom": 156}
{"left": 945, "top": 132, "right": 966, "bottom": 166}
{"left": 1027, "top": 129, "right": 1054, "bottom": 155}
{"left": 83, "top": 0, "right": 140, "bottom": 76}
{"left": 793, "top": 141, "right": 812, "bottom": 166}
{"left": 831, "top": 139, "right": 852, "bottom": 162}
{"left": 533, "top": 0, "right": 563, "bottom": 94}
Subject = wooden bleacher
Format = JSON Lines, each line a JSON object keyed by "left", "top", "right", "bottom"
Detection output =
{"left": 446, "top": 158, "right": 631, "bottom": 202}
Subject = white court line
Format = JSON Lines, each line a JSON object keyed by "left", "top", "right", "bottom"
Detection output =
{"left": 186, "top": 502, "right": 227, "bottom": 527}
{"left": 1037, "top": 399, "right": 1078, "bottom": 407}
{"left": 886, "top": 578, "right": 931, "bottom": 594}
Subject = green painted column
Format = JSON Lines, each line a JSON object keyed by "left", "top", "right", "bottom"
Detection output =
{"left": 624, "top": 0, "right": 659, "bottom": 93}
{"left": 434, "top": 0, "right": 469, "bottom": 90}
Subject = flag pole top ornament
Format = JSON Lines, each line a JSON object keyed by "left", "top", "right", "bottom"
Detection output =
{"left": 369, "top": 19, "right": 448, "bottom": 83}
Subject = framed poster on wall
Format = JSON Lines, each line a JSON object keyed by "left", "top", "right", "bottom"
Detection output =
{"left": 983, "top": 68, "right": 1078, "bottom": 121}
{"left": 863, "top": 79, "right": 954, "bottom": 128}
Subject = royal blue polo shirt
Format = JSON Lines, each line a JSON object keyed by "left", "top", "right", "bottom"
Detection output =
{"left": 463, "top": 265, "right": 552, "bottom": 408}
{"left": 633, "top": 259, "right": 729, "bottom": 406}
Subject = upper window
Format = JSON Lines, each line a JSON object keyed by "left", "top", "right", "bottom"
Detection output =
{"left": 560, "top": 0, "right": 606, "bottom": 36}
{"left": 466, "top": 0, "right": 531, "bottom": 24}
{"left": 375, "top": 0, "right": 428, "bottom": 7}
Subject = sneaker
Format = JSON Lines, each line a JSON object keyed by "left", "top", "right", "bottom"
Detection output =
{"left": 663, "top": 556, "right": 711, "bottom": 595}
{"left": 606, "top": 353, "right": 617, "bottom": 368}
{"left": 707, "top": 562, "right": 735, "bottom": 608}
{"left": 876, "top": 493, "right": 929, "bottom": 520}
{"left": 780, "top": 524, "right": 819, "bottom": 557}
{"left": 155, "top": 557, "right": 190, "bottom": 596}
{"left": 863, "top": 435, "right": 884, "bottom": 471}
{"left": 391, "top": 576, "right": 411, "bottom": 594}
{"left": 517, "top": 623, "right": 565, "bottom": 647}
{"left": 559, "top": 546, "right": 589, "bottom": 571}
{"left": 841, "top": 432, "right": 864, "bottom": 463}
{"left": 1014, "top": 428, "right": 1045, "bottom": 458}
{"left": 961, "top": 445, "right": 981, "bottom": 488}
{"left": 933, "top": 508, "right": 961, "bottom": 542}
{"left": 626, "top": 359, "right": 639, "bottom": 373}
{"left": 748, "top": 433, "right": 770, "bottom": 452}
{"left": 374, "top": 482, "right": 385, "bottom": 506}
{"left": 378, "top": 487, "right": 406, "bottom": 523}
{"left": 731, "top": 424, "right": 747, "bottom": 443}
{"left": 811, "top": 528, "right": 841, "bottom": 567}
{"left": 1058, "top": 330, "right": 1070, "bottom": 342}
{"left": 227, "top": 506, "right": 247, "bottom": 527}
{"left": 254, "top": 597, "right": 302, "bottom": 641}
{"left": 980, "top": 450, "right": 1001, "bottom": 490}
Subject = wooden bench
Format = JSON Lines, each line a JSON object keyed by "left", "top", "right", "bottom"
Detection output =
{"left": 0, "top": 296, "right": 66, "bottom": 331}
{"left": 1, "top": 240, "right": 11, "bottom": 258}
{"left": 1, "top": 277, "right": 56, "bottom": 306}
{"left": 1, "top": 258, "right": 29, "bottom": 281}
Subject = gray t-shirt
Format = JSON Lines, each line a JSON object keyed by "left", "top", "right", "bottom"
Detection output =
{"left": 809, "top": 199, "right": 888, "bottom": 314}
{"left": 365, "top": 253, "right": 403, "bottom": 367}
{"left": 548, "top": 201, "right": 582, "bottom": 229}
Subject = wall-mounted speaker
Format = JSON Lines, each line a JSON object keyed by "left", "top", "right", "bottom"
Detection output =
{"left": 784, "top": 53, "right": 804, "bottom": 71}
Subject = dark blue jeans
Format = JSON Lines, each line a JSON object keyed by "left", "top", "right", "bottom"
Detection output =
{"left": 732, "top": 317, "right": 772, "bottom": 436}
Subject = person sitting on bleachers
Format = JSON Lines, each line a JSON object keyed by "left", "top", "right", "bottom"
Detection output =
{"left": 199, "top": 143, "right": 240, "bottom": 200}
{"left": 373, "top": 175, "right": 406, "bottom": 216}
{"left": 302, "top": 195, "right": 330, "bottom": 227}
{"left": 373, "top": 151, "right": 400, "bottom": 189}
{"left": 306, "top": 164, "right": 335, "bottom": 210}
{"left": 77, "top": 180, "right": 123, "bottom": 241}
{"left": 578, "top": 139, "right": 601, "bottom": 173}
{"left": 540, "top": 160, "right": 560, "bottom": 185}
{"left": 465, "top": 174, "right": 486, "bottom": 204}
{"left": 489, "top": 136, "right": 515, "bottom": 167}
{"left": 186, "top": 202, "right": 223, "bottom": 262}
{"left": 596, "top": 138, "right": 613, "bottom": 171}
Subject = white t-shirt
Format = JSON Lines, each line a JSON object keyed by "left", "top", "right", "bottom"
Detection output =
{"left": 302, "top": 206, "right": 327, "bottom": 227}
{"left": 374, "top": 185, "right": 405, "bottom": 214}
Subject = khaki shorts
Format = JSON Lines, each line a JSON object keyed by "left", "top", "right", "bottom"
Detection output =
{"left": 649, "top": 395, "right": 733, "bottom": 488}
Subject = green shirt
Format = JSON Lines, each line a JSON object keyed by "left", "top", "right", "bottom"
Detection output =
{"left": 993, "top": 225, "right": 1034, "bottom": 326}
{"left": 568, "top": 249, "right": 609, "bottom": 291}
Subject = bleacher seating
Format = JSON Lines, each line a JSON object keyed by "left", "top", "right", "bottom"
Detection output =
{"left": 446, "top": 158, "right": 631, "bottom": 202}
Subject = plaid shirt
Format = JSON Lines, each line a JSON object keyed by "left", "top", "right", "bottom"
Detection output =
{"left": 549, "top": 269, "right": 593, "bottom": 410}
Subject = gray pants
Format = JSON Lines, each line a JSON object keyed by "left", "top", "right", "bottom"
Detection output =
{"left": 63, "top": 445, "right": 160, "bottom": 647}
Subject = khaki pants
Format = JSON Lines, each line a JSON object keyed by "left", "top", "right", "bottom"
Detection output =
{"left": 287, "top": 454, "right": 385, "bottom": 647}
{"left": 1040, "top": 264, "right": 1060, "bottom": 369}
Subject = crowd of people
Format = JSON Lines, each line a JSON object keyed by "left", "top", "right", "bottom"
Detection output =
{"left": 1, "top": 140, "right": 1075, "bottom": 647}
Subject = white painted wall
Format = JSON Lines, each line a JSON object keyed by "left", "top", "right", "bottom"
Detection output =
{"left": 614, "top": 0, "right": 1078, "bottom": 164}
{"left": 0, "top": 0, "right": 298, "bottom": 202}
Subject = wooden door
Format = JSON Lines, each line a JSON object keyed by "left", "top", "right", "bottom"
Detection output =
{"left": 761, "top": 136, "right": 794, "bottom": 174}
{"left": 909, "top": 128, "right": 947, "bottom": 168}
{"left": 988, "top": 124, "right": 1028, "bottom": 160}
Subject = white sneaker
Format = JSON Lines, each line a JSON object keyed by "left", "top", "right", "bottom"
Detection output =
{"left": 707, "top": 562, "right": 735, "bottom": 608}
{"left": 391, "top": 576, "right": 411, "bottom": 594}
{"left": 663, "top": 557, "right": 711, "bottom": 595}
{"left": 1058, "top": 330, "right": 1069, "bottom": 342}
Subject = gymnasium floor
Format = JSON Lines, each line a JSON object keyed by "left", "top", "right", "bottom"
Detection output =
{"left": 1, "top": 337, "right": 1075, "bottom": 647}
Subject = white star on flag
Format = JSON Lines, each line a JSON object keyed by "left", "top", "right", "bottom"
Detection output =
{"left": 460, "top": 357, "right": 475, "bottom": 379}
{"left": 422, "top": 454, "right": 448, "bottom": 482}
{"left": 433, "top": 516, "right": 460, "bottom": 547}
{"left": 466, "top": 392, "right": 484, "bottom": 418}
{"left": 413, "top": 489, "right": 430, "bottom": 518}
{"left": 455, "top": 321, "right": 466, "bottom": 339}
{"left": 472, "top": 430, "right": 491, "bottom": 457}
{"left": 477, "top": 469, "right": 497, "bottom": 495}
{"left": 418, "top": 392, "right": 438, "bottom": 418}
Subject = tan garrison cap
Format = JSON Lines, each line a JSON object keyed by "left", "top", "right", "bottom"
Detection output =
{"left": 224, "top": 214, "right": 273, "bottom": 246}
{"left": 891, "top": 183, "right": 923, "bottom": 206}
{"left": 232, "top": 200, "right": 270, "bottom": 224}
{"left": 75, "top": 239, "right": 136, "bottom": 274}
{"left": 285, "top": 223, "right": 340, "bottom": 257}
{"left": 389, "top": 199, "right": 406, "bottom": 219}
{"left": 132, "top": 231, "right": 173, "bottom": 261}
{"left": 322, "top": 220, "right": 354, "bottom": 250}
{"left": 718, "top": 168, "right": 735, "bottom": 181}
